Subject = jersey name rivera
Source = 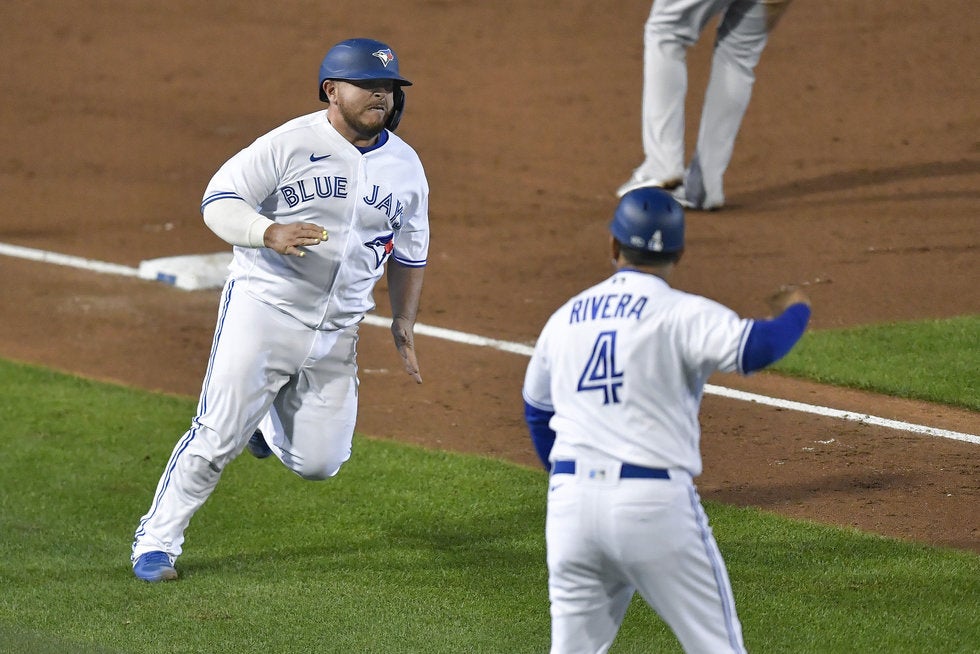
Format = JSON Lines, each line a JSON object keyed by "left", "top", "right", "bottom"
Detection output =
{"left": 568, "top": 292, "right": 647, "bottom": 324}
{"left": 279, "top": 177, "right": 407, "bottom": 228}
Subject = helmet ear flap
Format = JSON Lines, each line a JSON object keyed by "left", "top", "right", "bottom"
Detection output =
{"left": 386, "top": 86, "right": 406, "bottom": 131}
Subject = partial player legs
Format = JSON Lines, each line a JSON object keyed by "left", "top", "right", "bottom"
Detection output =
{"left": 620, "top": 0, "right": 733, "bottom": 197}
{"left": 131, "top": 434, "right": 223, "bottom": 562}
{"left": 546, "top": 480, "right": 634, "bottom": 654}
{"left": 626, "top": 480, "right": 746, "bottom": 653}
{"left": 256, "top": 325, "right": 359, "bottom": 480}
{"left": 546, "top": 469, "right": 746, "bottom": 653}
{"left": 685, "top": 0, "right": 780, "bottom": 209}
{"left": 633, "top": 9, "right": 693, "bottom": 189}
{"left": 549, "top": 583, "right": 633, "bottom": 654}
{"left": 131, "top": 281, "right": 321, "bottom": 567}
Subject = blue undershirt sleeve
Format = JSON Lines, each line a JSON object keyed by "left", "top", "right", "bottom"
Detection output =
{"left": 524, "top": 401, "right": 556, "bottom": 470}
{"left": 742, "top": 303, "right": 812, "bottom": 373}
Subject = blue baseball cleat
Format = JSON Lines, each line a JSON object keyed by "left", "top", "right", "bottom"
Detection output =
{"left": 133, "top": 551, "right": 178, "bottom": 582}
{"left": 247, "top": 429, "right": 273, "bottom": 459}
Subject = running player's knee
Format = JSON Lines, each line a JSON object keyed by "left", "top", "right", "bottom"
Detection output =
{"left": 296, "top": 464, "right": 341, "bottom": 481}
{"left": 295, "top": 450, "right": 350, "bottom": 481}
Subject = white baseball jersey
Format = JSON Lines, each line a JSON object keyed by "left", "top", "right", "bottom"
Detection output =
{"left": 523, "top": 269, "right": 751, "bottom": 478}
{"left": 203, "top": 110, "right": 429, "bottom": 329}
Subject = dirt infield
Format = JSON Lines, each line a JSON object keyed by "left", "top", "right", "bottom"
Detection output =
{"left": 1, "top": 1, "right": 977, "bottom": 552}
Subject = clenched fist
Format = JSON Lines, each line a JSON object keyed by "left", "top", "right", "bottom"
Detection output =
{"left": 767, "top": 285, "right": 811, "bottom": 316}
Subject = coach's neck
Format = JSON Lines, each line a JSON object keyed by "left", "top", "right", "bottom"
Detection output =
{"left": 610, "top": 237, "right": 681, "bottom": 281}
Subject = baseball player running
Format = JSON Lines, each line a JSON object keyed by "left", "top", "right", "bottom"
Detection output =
{"left": 131, "top": 38, "right": 429, "bottom": 582}
{"left": 617, "top": 0, "right": 793, "bottom": 210}
{"left": 522, "top": 187, "right": 810, "bottom": 653}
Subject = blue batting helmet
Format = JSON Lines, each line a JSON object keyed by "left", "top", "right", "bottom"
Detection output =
{"left": 609, "top": 187, "right": 685, "bottom": 253}
{"left": 318, "top": 38, "right": 412, "bottom": 101}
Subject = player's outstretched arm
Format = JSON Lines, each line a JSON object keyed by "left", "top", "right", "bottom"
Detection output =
{"left": 742, "top": 285, "right": 812, "bottom": 373}
{"left": 387, "top": 261, "right": 425, "bottom": 384}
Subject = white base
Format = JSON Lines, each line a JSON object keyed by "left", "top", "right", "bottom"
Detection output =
{"left": 138, "top": 252, "right": 233, "bottom": 291}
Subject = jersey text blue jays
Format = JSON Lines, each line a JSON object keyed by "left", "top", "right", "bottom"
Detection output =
{"left": 280, "top": 176, "right": 349, "bottom": 207}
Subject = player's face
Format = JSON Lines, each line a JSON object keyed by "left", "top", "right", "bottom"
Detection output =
{"left": 325, "top": 79, "right": 394, "bottom": 144}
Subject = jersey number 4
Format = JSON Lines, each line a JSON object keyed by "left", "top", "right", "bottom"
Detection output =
{"left": 577, "top": 330, "right": 623, "bottom": 404}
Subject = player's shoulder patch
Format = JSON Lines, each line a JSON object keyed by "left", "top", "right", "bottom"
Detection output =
{"left": 363, "top": 233, "right": 395, "bottom": 269}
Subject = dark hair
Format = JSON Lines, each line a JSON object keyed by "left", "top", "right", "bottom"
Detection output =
{"left": 618, "top": 242, "right": 683, "bottom": 266}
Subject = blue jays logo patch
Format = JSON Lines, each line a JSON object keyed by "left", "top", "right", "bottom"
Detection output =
{"left": 372, "top": 49, "right": 395, "bottom": 67}
{"left": 364, "top": 233, "right": 395, "bottom": 268}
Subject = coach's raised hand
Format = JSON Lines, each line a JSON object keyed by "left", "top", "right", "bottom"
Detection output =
{"left": 767, "top": 285, "right": 811, "bottom": 317}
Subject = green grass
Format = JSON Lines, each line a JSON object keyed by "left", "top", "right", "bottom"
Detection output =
{"left": 0, "top": 359, "right": 978, "bottom": 653}
{"left": 771, "top": 315, "right": 980, "bottom": 411}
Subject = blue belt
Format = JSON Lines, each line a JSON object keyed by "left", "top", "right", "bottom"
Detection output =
{"left": 551, "top": 460, "right": 669, "bottom": 479}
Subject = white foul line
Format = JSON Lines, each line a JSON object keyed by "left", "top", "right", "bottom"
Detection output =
{"left": 363, "top": 314, "right": 980, "bottom": 445}
{"left": 4, "top": 242, "right": 977, "bottom": 445}
{"left": 363, "top": 314, "right": 537, "bottom": 357}
{"left": 0, "top": 242, "right": 140, "bottom": 278}
{"left": 702, "top": 385, "right": 978, "bottom": 445}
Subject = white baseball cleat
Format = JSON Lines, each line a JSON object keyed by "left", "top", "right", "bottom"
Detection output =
{"left": 616, "top": 174, "right": 683, "bottom": 198}
{"left": 671, "top": 186, "right": 723, "bottom": 211}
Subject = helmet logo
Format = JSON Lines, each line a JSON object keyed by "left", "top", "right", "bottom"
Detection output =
{"left": 629, "top": 230, "right": 663, "bottom": 251}
{"left": 372, "top": 49, "right": 396, "bottom": 67}
{"left": 648, "top": 230, "right": 664, "bottom": 252}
